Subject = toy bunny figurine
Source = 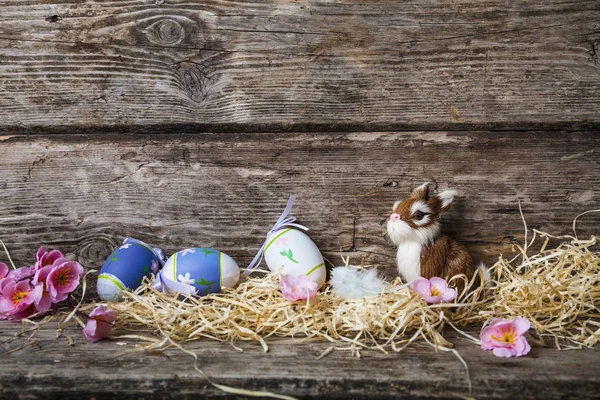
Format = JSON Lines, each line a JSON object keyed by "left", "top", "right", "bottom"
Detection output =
{"left": 386, "top": 182, "right": 487, "bottom": 292}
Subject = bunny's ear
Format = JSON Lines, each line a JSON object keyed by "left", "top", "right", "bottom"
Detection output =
{"left": 411, "top": 182, "right": 430, "bottom": 200}
{"left": 436, "top": 190, "right": 457, "bottom": 214}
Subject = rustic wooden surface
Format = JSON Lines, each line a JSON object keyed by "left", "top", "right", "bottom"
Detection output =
{"left": 0, "top": 0, "right": 599, "bottom": 132}
{"left": 1, "top": 131, "right": 598, "bottom": 280}
{"left": 1, "top": 0, "right": 600, "bottom": 398}
{"left": 1, "top": 322, "right": 599, "bottom": 400}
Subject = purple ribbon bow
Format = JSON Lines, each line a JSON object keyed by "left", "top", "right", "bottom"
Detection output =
{"left": 244, "top": 195, "right": 308, "bottom": 275}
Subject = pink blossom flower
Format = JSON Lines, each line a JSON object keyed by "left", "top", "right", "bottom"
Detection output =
{"left": 412, "top": 277, "right": 457, "bottom": 304}
{"left": 481, "top": 318, "right": 531, "bottom": 358}
{"left": 83, "top": 305, "right": 117, "bottom": 343}
{"left": 46, "top": 259, "right": 84, "bottom": 303}
{"left": 0, "top": 280, "right": 35, "bottom": 319}
{"left": 34, "top": 247, "right": 64, "bottom": 271}
{"left": 279, "top": 274, "right": 318, "bottom": 301}
{"left": 31, "top": 265, "right": 55, "bottom": 312}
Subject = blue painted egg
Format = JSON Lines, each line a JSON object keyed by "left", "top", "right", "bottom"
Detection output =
{"left": 161, "top": 248, "right": 240, "bottom": 296}
{"left": 97, "top": 238, "right": 164, "bottom": 301}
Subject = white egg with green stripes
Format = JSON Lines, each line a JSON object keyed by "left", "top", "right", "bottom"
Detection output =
{"left": 263, "top": 228, "right": 326, "bottom": 288}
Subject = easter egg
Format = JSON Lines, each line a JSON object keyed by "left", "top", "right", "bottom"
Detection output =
{"left": 160, "top": 248, "right": 240, "bottom": 296}
{"left": 263, "top": 228, "right": 326, "bottom": 288}
{"left": 97, "top": 239, "right": 163, "bottom": 301}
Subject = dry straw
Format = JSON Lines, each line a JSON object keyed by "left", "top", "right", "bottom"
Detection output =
{"left": 99, "top": 226, "right": 600, "bottom": 355}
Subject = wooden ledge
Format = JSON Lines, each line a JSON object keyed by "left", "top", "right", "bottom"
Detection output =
{"left": 1, "top": 322, "right": 598, "bottom": 399}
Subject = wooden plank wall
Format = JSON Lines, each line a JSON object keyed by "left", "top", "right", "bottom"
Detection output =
{"left": 1, "top": 131, "right": 598, "bottom": 279}
{"left": 0, "top": 0, "right": 598, "bottom": 275}
{"left": 0, "top": 0, "right": 599, "bottom": 132}
{"left": 1, "top": 1, "right": 600, "bottom": 399}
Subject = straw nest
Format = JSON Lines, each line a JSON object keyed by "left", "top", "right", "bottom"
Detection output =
{"left": 95, "top": 229, "right": 600, "bottom": 354}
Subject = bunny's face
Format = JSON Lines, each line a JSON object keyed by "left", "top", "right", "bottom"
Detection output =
{"left": 387, "top": 183, "right": 456, "bottom": 246}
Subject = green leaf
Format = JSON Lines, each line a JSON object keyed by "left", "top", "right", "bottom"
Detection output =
{"left": 194, "top": 277, "right": 217, "bottom": 287}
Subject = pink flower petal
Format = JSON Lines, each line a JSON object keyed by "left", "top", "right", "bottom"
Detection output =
{"left": 83, "top": 319, "right": 113, "bottom": 343}
{"left": 513, "top": 336, "right": 531, "bottom": 357}
{"left": 50, "top": 257, "right": 68, "bottom": 268}
{"left": 36, "top": 247, "right": 46, "bottom": 258}
{"left": 41, "top": 250, "right": 64, "bottom": 269}
{"left": 487, "top": 320, "right": 515, "bottom": 335}
{"left": 480, "top": 326, "right": 495, "bottom": 350}
{"left": 0, "top": 278, "right": 12, "bottom": 295}
{"left": 32, "top": 282, "right": 52, "bottom": 313}
{"left": 422, "top": 295, "right": 443, "bottom": 304}
{"left": 83, "top": 306, "right": 117, "bottom": 342}
{"left": 0, "top": 293, "right": 14, "bottom": 312}
{"left": 32, "top": 265, "right": 53, "bottom": 286}
{"left": 492, "top": 347, "right": 516, "bottom": 358}
{"left": 429, "top": 277, "right": 448, "bottom": 289}
{"left": 441, "top": 287, "right": 457, "bottom": 302}
{"left": 89, "top": 305, "right": 117, "bottom": 323}
{"left": 0, "top": 262, "right": 8, "bottom": 279}
{"left": 512, "top": 318, "right": 531, "bottom": 336}
{"left": 280, "top": 274, "right": 318, "bottom": 301}
{"left": 411, "top": 277, "right": 431, "bottom": 297}
{"left": 7, "top": 266, "right": 34, "bottom": 282}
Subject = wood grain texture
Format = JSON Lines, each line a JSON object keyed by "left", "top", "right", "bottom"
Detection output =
{"left": 0, "top": 131, "right": 598, "bottom": 283}
{"left": 1, "top": 322, "right": 599, "bottom": 399}
{"left": 0, "top": 0, "right": 599, "bottom": 132}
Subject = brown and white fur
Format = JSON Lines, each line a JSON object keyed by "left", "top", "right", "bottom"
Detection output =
{"left": 386, "top": 182, "right": 487, "bottom": 291}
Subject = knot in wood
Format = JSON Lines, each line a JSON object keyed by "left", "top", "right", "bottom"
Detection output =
{"left": 75, "top": 234, "right": 121, "bottom": 268}
{"left": 588, "top": 34, "right": 600, "bottom": 66}
{"left": 144, "top": 18, "right": 185, "bottom": 46}
{"left": 174, "top": 62, "right": 209, "bottom": 103}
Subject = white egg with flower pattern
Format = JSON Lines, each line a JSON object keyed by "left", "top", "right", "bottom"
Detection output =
{"left": 263, "top": 228, "right": 326, "bottom": 288}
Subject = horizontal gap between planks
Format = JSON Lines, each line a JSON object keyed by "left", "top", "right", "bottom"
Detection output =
{"left": 1, "top": 122, "right": 600, "bottom": 136}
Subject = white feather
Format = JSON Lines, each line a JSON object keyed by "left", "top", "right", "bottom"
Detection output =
{"left": 478, "top": 262, "right": 491, "bottom": 281}
{"left": 330, "top": 267, "right": 386, "bottom": 300}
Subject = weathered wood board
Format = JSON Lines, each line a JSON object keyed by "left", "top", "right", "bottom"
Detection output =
{"left": 1, "top": 131, "right": 598, "bottom": 281}
{"left": 0, "top": 0, "right": 599, "bottom": 131}
{"left": 1, "top": 322, "right": 599, "bottom": 399}
{"left": 1, "top": 0, "right": 600, "bottom": 398}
